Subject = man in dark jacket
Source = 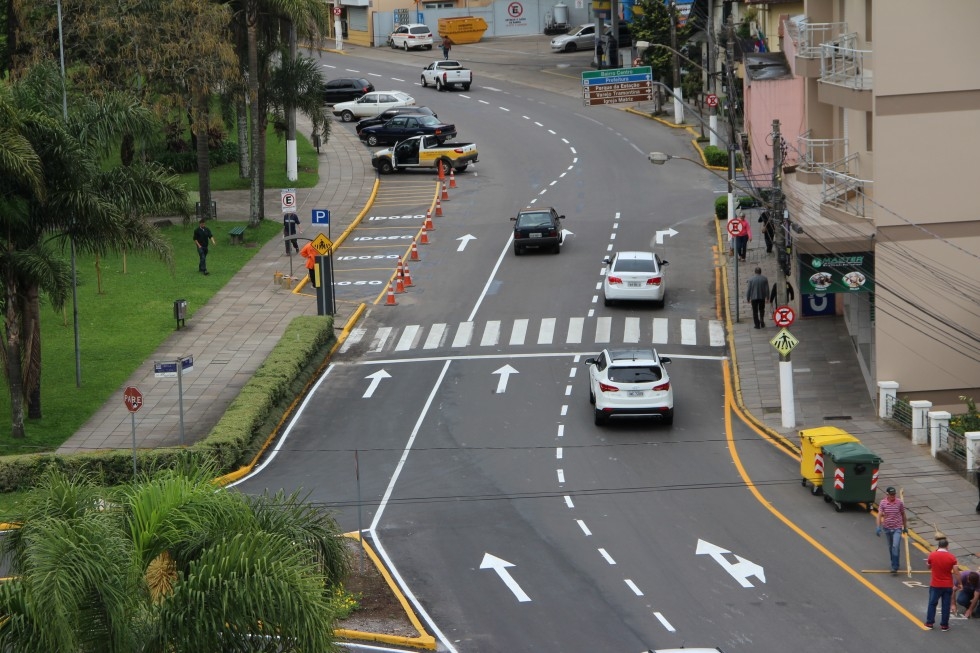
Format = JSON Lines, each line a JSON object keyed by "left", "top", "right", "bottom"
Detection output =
{"left": 193, "top": 219, "right": 215, "bottom": 275}
{"left": 746, "top": 267, "right": 770, "bottom": 329}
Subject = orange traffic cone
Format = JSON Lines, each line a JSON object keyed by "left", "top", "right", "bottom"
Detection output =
{"left": 385, "top": 280, "right": 397, "bottom": 305}
{"left": 402, "top": 262, "right": 414, "bottom": 287}
{"left": 441, "top": 181, "right": 449, "bottom": 200}
{"left": 449, "top": 168, "right": 457, "bottom": 189}
{"left": 410, "top": 239, "right": 420, "bottom": 260}
{"left": 395, "top": 262, "right": 406, "bottom": 293}
{"left": 435, "top": 197, "right": 443, "bottom": 217}
{"left": 420, "top": 226, "right": 430, "bottom": 244}
{"left": 438, "top": 160, "right": 446, "bottom": 181}
{"left": 424, "top": 211, "right": 435, "bottom": 231}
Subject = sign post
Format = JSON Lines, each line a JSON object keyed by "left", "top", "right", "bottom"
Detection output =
{"left": 123, "top": 386, "right": 143, "bottom": 476}
{"left": 309, "top": 233, "right": 336, "bottom": 315}
{"left": 153, "top": 356, "right": 194, "bottom": 445}
{"left": 726, "top": 218, "right": 746, "bottom": 323}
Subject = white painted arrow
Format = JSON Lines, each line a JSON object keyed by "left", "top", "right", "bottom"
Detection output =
{"left": 655, "top": 228, "right": 678, "bottom": 245}
{"left": 480, "top": 553, "right": 531, "bottom": 602}
{"left": 695, "top": 539, "right": 766, "bottom": 588}
{"left": 492, "top": 364, "right": 519, "bottom": 393}
{"left": 362, "top": 369, "right": 391, "bottom": 398}
{"left": 561, "top": 228, "right": 574, "bottom": 241}
{"left": 456, "top": 234, "right": 477, "bottom": 251}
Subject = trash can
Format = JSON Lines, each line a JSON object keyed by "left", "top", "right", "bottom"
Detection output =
{"left": 820, "top": 442, "right": 882, "bottom": 512}
{"left": 799, "top": 427, "right": 860, "bottom": 495}
{"left": 173, "top": 299, "right": 187, "bottom": 329}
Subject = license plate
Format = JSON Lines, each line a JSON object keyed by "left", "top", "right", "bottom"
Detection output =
{"left": 529, "top": 233, "right": 542, "bottom": 238}
{"left": 627, "top": 390, "right": 644, "bottom": 397}
{"left": 627, "top": 281, "right": 642, "bottom": 288}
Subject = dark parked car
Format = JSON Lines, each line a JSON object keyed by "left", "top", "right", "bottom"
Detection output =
{"left": 355, "top": 106, "right": 437, "bottom": 135}
{"left": 322, "top": 78, "right": 375, "bottom": 104}
{"left": 511, "top": 207, "right": 565, "bottom": 255}
{"left": 359, "top": 114, "right": 456, "bottom": 147}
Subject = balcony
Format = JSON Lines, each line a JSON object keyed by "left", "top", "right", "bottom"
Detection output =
{"left": 817, "top": 33, "right": 873, "bottom": 111}
{"left": 790, "top": 19, "right": 848, "bottom": 78}
{"left": 821, "top": 153, "right": 873, "bottom": 222}
{"left": 796, "top": 131, "right": 846, "bottom": 185}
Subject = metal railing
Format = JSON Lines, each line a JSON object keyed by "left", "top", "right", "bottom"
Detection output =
{"left": 792, "top": 20, "right": 849, "bottom": 58}
{"left": 821, "top": 153, "right": 871, "bottom": 217}
{"left": 797, "top": 131, "right": 846, "bottom": 173}
{"left": 886, "top": 394, "right": 913, "bottom": 429}
{"left": 937, "top": 423, "right": 968, "bottom": 464}
{"left": 820, "top": 33, "right": 872, "bottom": 89}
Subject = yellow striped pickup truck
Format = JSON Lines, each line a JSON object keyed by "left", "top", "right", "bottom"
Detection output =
{"left": 371, "top": 134, "right": 478, "bottom": 174}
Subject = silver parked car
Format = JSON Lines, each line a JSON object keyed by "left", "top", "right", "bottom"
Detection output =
{"left": 550, "top": 23, "right": 606, "bottom": 52}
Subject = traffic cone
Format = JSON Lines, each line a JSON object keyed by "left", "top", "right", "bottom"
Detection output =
{"left": 424, "top": 210, "right": 435, "bottom": 231}
{"left": 438, "top": 160, "right": 446, "bottom": 181}
{"left": 395, "top": 262, "right": 406, "bottom": 293}
{"left": 449, "top": 168, "right": 457, "bottom": 189}
{"left": 435, "top": 196, "right": 443, "bottom": 217}
{"left": 410, "top": 239, "right": 420, "bottom": 260}
{"left": 385, "top": 280, "right": 397, "bottom": 305}
{"left": 441, "top": 181, "right": 449, "bottom": 200}
{"left": 420, "top": 226, "right": 430, "bottom": 244}
{"left": 402, "top": 262, "right": 414, "bottom": 287}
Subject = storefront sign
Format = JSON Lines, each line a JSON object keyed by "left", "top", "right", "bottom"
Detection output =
{"left": 799, "top": 252, "right": 874, "bottom": 294}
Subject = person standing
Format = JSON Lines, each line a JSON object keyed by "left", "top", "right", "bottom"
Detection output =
{"left": 283, "top": 212, "right": 301, "bottom": 255}
{"left": 440, "top": 35, "right": 452, "bottom": 60}
{"left": 193, "top": 219, "right": 215, "bottom": 276}
{"left": 733, "top": 212, "right": 751, "bottom": 262}
{"left": 299, "top": 241, "right": 318, "bottom": 287}
{"left": 925, "top": 532, "right": 958, "bottom": 631}
{"left": 875, "top": 486, "right": 907, "bottom": 574}
{"left": 746, "top": 267, "right": 770, "bottom": 329}
{"left": 759, "top": 209, "right": 775, "bottom": 254}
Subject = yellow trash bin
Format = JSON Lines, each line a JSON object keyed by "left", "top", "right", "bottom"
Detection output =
{"left": 799, "top": 427, "right": 860, "bottom": 495}
{"left": 437, "top": 16, "right": 488, "bottom": 45}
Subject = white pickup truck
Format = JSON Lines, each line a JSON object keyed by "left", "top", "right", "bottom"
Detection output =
{"left": 420, "top": 60, "right": 473, "bottom": 91}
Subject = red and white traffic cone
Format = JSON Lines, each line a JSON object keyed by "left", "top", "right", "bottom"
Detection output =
{"left": 420, "top": 226, "right": 430, "bottom": 244}
{"left": 410, "top": 239, "right": 420, "bottom": 260}
{"left": 441, "top": 181, "right": 449, "bottom": 200}
{"left": 449, "top": 167, "right": 457, "bottom": 189}
{"left": 438, "top": 160, "right": 446, "bottom": 181}
{"left": 424, "top": 210, "right": 435, "bottom": 231}
{"left": 435, "top": 197, "right": 443, "bottom": 217}
{"left": 395, "top": 263, "right": 406, "bottom": 293}
{"left": 402, "top": 262, "right": 413, "bottom": 287}
{"left": 385, "top": 280, "right": 397, "bottom": 306}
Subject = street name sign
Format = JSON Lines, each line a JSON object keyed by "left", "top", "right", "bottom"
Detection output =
{"left": 581, "top": 66, "right": 653, "bottom": 106}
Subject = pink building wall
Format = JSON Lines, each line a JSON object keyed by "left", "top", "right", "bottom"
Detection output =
{"left": 743, "top": 76, "right": 804, "bottom": 180}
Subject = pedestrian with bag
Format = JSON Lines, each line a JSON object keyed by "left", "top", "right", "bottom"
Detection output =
{"left": 924, "top": 531, "right": 958, "bottom": 630}
{"left": 875, "top": 486, "right": 907, "bottom": 574}
{"left": 300, "top": 241, "right": 318, "bottom": 287}
{"left": 758, "top": 209, "right": 775, "bottom": 254}
{"left": 746, "top": 267, "right": 769, "bottom": 329}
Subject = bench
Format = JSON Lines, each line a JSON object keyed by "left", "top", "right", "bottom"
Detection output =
{"left": 228, "top": 226, "right": 246, "bottom": 245}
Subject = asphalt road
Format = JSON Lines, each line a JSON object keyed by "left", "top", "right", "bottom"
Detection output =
{"left": 234, "top": 45, "right": 953, "bottom": 652}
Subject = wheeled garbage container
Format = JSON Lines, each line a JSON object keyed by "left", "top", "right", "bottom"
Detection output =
{"left": 799, "top": 427, "right": 860, "bottom": 495}
{"left": 820, "top": 442, "right": 882, "bottom": 512}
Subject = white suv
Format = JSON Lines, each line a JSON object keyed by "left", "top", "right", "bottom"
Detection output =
{"left": 388, "top": 24, "right": 434, "bottom": 51}
{"left": 585, "top": 348, "right": 674, "bottom": 425}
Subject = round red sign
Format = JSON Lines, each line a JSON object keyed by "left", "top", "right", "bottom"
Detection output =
{"left": 727, "top": 219, "right": 745, "bottom": 237}
{"left": 706, "top": 94, "right": 719, "bottom": 107}
{"left": 773, "top": 305, "right": 796, "bottom": 327}
{"left": 123, "top": 386, "right": 143, "bottom": 413}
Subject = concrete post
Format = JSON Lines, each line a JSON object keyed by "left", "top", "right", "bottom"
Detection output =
{"left": 910, "top": 400, "right": 932, "bottom": 446}
{"left": 928, "top": 411, "right": 951, "bottom": 458}
{"left": 877, "top": 381, "right": 899, "bottom": 419}
{"left": 967, "top": 432, "right": 980, "bottom": 477}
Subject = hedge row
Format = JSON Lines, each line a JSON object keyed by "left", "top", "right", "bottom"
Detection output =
{"left": 0, "top": 316, "right": 335, "bottom": 493}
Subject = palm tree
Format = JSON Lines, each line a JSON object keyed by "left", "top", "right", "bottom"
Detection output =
{"left": 0, "top": 463, "right": 351, "bottom": 653}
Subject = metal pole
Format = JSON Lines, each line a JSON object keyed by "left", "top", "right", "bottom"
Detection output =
{"left": 131, "top": 412, "right": 137, "bottom": 477}
{"left": 669, "top": 1, "right": 684, "bottom": 124}
{"left": 355, "top": 450, "right": 364, "bottom": 573}
{"left": 772, "top": 118, "right": 795, "bottom": 428}
{"left": 706, "top": 0, "right": 718, "bottom": 147}
{"left": 730, "top": 143, "right": 739, "bottom": 324}
{"left": 177, "top": 357, "right": 186, "bottom": 445}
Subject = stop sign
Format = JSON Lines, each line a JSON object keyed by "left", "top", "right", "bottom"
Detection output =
{"left": 123, "top": 386, "right": 143, "bottom": 413}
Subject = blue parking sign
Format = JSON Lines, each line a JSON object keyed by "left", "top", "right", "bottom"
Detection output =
{"left": 312, "top": 209, "right": 330, "bottom": 225}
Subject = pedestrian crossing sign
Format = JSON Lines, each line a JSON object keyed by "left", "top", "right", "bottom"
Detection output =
{"left": 770, "top": 328, "right": 799, "bottom": 355}
{"left": 311, "top": 233, "right": 332, "bottom": 255}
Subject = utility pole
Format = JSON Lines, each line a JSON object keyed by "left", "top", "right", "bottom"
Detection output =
{"left": 771, "top": 118, "right": 795, "bottom": 428}
{"left": 706, "top": 0, "right": 718, "bottom": 147}
{"left": 669, "top": 1, "right": 684, "bottom": 124}
{"left": 286, "top": 22, "right": 298, "bottom": 181}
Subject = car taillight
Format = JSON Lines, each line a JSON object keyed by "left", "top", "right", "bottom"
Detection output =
{"left": 435, "top": 128, "right": 442, "bottom": 135}
{"left": 653, "top": 381, "right": 670, "bottom": 391}
{"left": 514, "top": 232, "right": 525, "bottom": 240}
{"left": 442, "top": 72, "right": 448, "bottom": 82}
{"left": 646, "top": 276, "right": 662, "bottom": 286}
{"left": 607, "top": 276, "right": 623, "bottom": 285}
{"left": 548, "top": 229, "right": 558, "bottom": 237}
{"left": 598, "top": 381, "right": 619, "bottom": 393}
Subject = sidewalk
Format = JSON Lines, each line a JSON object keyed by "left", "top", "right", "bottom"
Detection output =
{"left": 726, "top": 231, "right": 980, "bottom": 564}
{"left": 59, "top": 117, "right": 375, "bottom": 454}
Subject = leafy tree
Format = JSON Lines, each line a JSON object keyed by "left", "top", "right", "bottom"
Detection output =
{"left": 0, "top": 463, "right": 352, "bottom": 652}
{"left": 265, "top": 54, "right": 331, "bottom": 162}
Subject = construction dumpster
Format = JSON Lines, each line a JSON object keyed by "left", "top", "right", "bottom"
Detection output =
{"left": 438, "top": 16, "right": 488, "bottom": 44}
{"left": 820, "top": 442, "right": 882, "bottom": 512}
{"left": 799, "top": 427, "right": 860, "bottom": 495}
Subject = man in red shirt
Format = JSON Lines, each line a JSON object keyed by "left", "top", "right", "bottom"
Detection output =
{"left": 925, "top": 532, "right": 959, "bottom": 630}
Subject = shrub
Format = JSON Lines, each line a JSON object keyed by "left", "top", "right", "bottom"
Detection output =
{"left": 951, "top": 396, "right": 980, "bottom": 433}
{"left": 702, "top": 145, "right": 743, "bottom": 168}
{"left": 713, "top": 195, "right": 758, "bottom": 219}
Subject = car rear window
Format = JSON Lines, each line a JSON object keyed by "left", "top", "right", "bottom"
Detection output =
{"left": 516, "top": 212, "right": 553, "bottom": 228}
{"left": 608, "top": 366, "right": 662, "bottom": 383}
{"left": 410, "top": 26, "right": 430, "bottom": 35}
{"left": 615, "top": 259, "right": 657, "bottom": 273}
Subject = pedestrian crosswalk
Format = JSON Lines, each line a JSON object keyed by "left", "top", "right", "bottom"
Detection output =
{"left": 340, "top": 316, "right": 726, "bottom": 354}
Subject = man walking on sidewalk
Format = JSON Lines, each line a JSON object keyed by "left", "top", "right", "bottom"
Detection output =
{"left": 875, "top": 486, "right": 907, "bottom": 574}
{"left": 746, "top": 267, "right": 769, "bottom": 329}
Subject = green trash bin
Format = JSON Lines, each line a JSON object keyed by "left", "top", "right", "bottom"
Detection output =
{"left": 820, "top": 442, "right": 882, "bottom": 512}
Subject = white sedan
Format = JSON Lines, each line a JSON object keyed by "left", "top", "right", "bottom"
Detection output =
{"left": 332, "top": 91, "right": 415, "bottom": 122}
{"left": 602, "top": 250, "right": 669, "bottom": 307}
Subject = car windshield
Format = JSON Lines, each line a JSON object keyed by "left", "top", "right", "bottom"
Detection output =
{"left": 615, "top": 259, "right": 657, "bottom": 273}
{"left": 516, "top": 212, "right": 553, "bottom": 228}
{"left": 607, "top": 366, "right": 662, "bottom": 383}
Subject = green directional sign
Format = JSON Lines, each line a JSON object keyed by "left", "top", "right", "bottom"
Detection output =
{"left": 582, "top": 66, "right": 651, "bottom": 80}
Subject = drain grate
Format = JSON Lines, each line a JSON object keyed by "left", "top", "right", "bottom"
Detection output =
{"left": 823, "top": 415, "right": 853, "bottom": 420}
